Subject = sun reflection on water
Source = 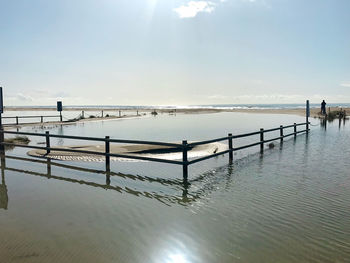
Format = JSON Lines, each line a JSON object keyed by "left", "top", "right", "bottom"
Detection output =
{"left": 166, "top": 253, "right": 189, "bottom": 263}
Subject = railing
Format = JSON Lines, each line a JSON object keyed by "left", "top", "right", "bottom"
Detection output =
{"left": 0, "top": 122, "right": 310, "bottom": 179}
{"left": 3, "top": 115, "right": 62, "bottom": 125}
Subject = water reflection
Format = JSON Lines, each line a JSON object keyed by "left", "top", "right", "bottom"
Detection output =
{"left": 320, "top": 118, "right": 327, "bottom": 130}
{"left": 0, "top": 154, "right": 203, "bottom": 207}
{"left": 320, "top": 115, "right": 348, "bottom": 131}
{"left": 0, "top": 156, "right": 8, "bottom": 210}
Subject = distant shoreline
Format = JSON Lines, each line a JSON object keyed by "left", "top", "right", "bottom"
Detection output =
{"left": 3, "top": 106, "right": 349, "bottom": 118}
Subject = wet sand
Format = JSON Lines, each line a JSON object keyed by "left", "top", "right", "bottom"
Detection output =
{"left": 27, "top": 142, "right": 226, "bottom": 162}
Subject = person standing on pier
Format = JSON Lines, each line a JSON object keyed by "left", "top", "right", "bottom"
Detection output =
{"left": 321, "top": 100, "right": 326, "bottom": 115}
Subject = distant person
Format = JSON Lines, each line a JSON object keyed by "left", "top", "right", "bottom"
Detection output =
{"left": 321, "top": 100, "right": 326, "bottom": 115}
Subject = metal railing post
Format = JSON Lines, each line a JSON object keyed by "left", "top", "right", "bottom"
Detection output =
{"left": 102, "top": 110, "right": 104, "bottom": 118}
{"left": 280, "top": 125, "right": 283, "bottom": 143}
{"left": 45, "top": 131, "right": 50, "bottom": 155}
{"left": 260, "top": 128, "right": 264, "bottom": 153}
{"left": 105, "top": 136, "right": 110, "bottom": 172}
{"left": 294, "top": 123, "right": 297, "bottom": 138}
{"left": 182, "top": 140, "right": 188, "bottom": 180}
{"left": 41, "top": 116, "right": 43, "bottom": 123}
{"left": 228, "top": 133, "right": 233, "bottom": 163}
{"left": 16, "top": 116, "right": 19, "bottom": 125}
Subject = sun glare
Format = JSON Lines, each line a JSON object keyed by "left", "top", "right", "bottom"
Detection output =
{"left": 166, "top": 253, "right": 188, "bottom": 263}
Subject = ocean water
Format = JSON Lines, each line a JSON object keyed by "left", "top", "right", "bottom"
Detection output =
{"left": 0, "top": 112, "right": 349, "bottom": 262}
{"left": 5, "top": 102, "right": 350, "bottom": 111}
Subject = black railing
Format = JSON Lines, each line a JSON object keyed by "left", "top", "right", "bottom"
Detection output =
{"left": 3, "top": 115, "right": 62, "bottom": 125}
{"left": 0, "top": 122, "right": 309, "bottom": 178}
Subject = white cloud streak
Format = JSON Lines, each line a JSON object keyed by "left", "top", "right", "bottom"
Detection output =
{"left": 174, "top": 1, "right": 216, "bottom": 18}
{"left": 340, "top": 82, "right": 350, "bottom": 88}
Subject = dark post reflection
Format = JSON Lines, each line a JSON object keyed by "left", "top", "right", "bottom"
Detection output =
{"left": 0, "top": 155, "right": 8, "bottom": 210}
{"left": 182, "top": 178, "right": 190, "bottom": 203}
{"left": 320, "top": 118, "right": 327, "bottom": 130}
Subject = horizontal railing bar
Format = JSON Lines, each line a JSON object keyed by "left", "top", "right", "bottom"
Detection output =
{"left": 49, "top": 134, "right": 110, "bottom": 142}
{"left": 263, "top": 127, "right": 281, "bottom": 133}
{"left": 107, "top": 153, "right": 183, "bottom": 165}
{"left": 108, "top": 139, "right": 182, "bottom": 147}
{"left": 188, "top": 136, "right": 228, "bottom": 147}
{"left": 2, "top": 115, "right": 60, "bottom": 119}
{"left": 283, "top": 124, "right": 296, "bottom": 129}
{"left": 187, "top": 149, "right": 231, "bottom": 165}
{"left": 296, "top": 129, "right": 308, "bottom": 134}
{"left": 2, "top": 130, "right": 47, "bottom": 137}
{"left": 283, "top": 132, "right": 295, "bottom": 138}
{"left": 1, "top": 142, "right": 183, "bottom": 165}
{"left": 0, "top": 130, "right": 182, "bottom": 147}
{"left": 296, "top": 122, "right": 308, "bottom": 126}
{"left": 232, "top": 131, "right": 261, "bottom": 139}
{"left": 232, "top": 141, "right": 262, "bottom": 151}
{"left": 263, "top": 137, "right": 283, "bottom": 144}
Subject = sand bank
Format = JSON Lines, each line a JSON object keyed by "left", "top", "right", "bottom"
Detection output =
{"left": 2, "top": 113, "right": 145, "bottom": 129}
{"left": 27, "top": 142, "right": 227, "bottom": 162}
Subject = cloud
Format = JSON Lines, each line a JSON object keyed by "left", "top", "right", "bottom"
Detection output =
{"left": 15, "top": 93, "right": 34, "bottom": 102}
{"left": 340, "top": 82, "right": 350, "bottom": 88}
{"left": 207, "top": 94, "right": 228, "bottom": 99}
{"left": 6, "top": 90, "right": 72, "bottom": 104}
{"left": 174, "top": 1, "right": 216, "bottom": 18}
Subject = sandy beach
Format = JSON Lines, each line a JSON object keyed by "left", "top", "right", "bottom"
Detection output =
{"left": 4, "top": 106, "right": 349, "bottom": 118}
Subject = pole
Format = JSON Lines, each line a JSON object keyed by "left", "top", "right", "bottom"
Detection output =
{"left": 45, "top": 131, "right": 50, "bottom": 155}
{"left": 182, "top": 140, "right": 188, "bottom": 180}
{"left": 306, "top": 100, "right": 310, "bottom": 133}
{"left": 0, "top": 87, "right": 2, "bottom": 128}
{"left": 105, "top": 136, "right": 110, "bottom": 172}
{"left": 0, "top": 87, "right": 4, "bottom": 155}
{"left": 294, "top": 123, "right": 297, "bottom": 138}
{"left": 260, "top": 128, "right": 264, "bottom": 153}
{"left": 228, "top": 133, "right": 233, "bottom": 163}
{"left": 280, "top": 125, "right": 284, "bottom": 143}
{"left": 60, "top": 111, "right": 62, "bottom": 122}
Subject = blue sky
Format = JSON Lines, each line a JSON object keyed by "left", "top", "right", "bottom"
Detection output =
{"left": 1, "top": 0, "right": 349, "bottom": 106}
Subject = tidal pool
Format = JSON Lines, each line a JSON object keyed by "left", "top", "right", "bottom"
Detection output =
{"left": 1, "top": 113, "right": 349, "bottom": 262}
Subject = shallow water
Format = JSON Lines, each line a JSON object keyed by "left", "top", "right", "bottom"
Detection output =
{"left": 1, "top": 113, "right": 349, "bottom": 262}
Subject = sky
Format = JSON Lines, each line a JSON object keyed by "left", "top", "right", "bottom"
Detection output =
{"left": 1, "top": 0, "right": 350, "bottom": 106}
